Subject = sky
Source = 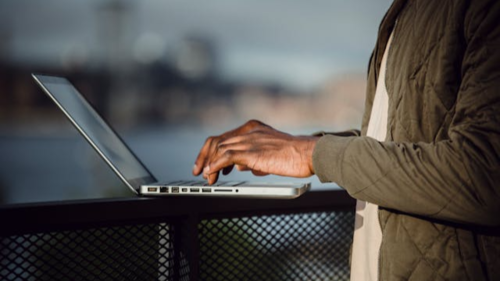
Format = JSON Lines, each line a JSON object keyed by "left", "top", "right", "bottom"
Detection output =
{"left": 0, "top": 0, "right": 393, "bottom": 90}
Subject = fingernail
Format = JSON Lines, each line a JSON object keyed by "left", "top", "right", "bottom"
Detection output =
{"left": 193, "top": 164, "right": 198, "bottom": 173}
{"left": 204, "top": 165, "right": 210, "bottom": 173}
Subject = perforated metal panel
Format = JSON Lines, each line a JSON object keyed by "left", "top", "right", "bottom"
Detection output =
{"left": 0, "top": 223, "right": 186, "bottom": 281}
{"left": 198, "top": 211, "right": 354, "bottom": 281}
{"left": 1, "top": 210, "right": 354, "bottom": 281}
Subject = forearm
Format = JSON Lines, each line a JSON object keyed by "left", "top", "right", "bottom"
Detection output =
{"left": 312, "top": 133, "right": 500, "bottom": 226}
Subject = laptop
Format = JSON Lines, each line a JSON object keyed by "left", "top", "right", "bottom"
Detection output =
{"left": 32, "top": 74, "right": 310, "bottom": 199}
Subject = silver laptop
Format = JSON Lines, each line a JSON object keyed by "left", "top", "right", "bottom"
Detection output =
{"left": 32, "top": 74, "right": 310, "bottom": 199}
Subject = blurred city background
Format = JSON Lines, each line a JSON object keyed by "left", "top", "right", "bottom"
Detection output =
{"left": 0, "top": 0, "right": 392, "bottom": 204}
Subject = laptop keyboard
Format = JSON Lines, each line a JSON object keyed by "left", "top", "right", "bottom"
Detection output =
{"left": 158, "top": 180, "right": 246, "bottom": 187}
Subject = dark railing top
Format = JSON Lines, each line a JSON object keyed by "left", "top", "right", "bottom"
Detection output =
{"left": 0, "top": 189, "right": 355, "bottom": 236}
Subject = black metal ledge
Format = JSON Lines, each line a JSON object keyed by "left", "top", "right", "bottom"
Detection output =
{"left": 0, "top": 189, "right": 355, "bottom": 237}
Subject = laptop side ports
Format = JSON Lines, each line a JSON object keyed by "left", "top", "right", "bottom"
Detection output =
{"left": 214, "top": 189, "right": 232, "bottom": 193}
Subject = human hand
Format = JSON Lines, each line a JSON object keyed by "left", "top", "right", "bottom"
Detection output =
{"left": 192, "top": 120, "right": 319, "bottom": 185}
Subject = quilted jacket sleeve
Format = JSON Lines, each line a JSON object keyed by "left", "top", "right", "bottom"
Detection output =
{"left": 312, "top": 1, "right": 500, "bottom": 226}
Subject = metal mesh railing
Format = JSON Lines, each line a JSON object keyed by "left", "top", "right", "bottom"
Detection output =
{"left": 0, "top": 223, "right": 184, "bottom": 281}
{"left": 198, "top": 210, "right": 354, "bottom": 281}
{"left": 1, "top": 209, "right": 354, "bottom": 280}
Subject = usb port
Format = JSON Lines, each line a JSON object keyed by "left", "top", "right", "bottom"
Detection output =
{"left": 171, "top": 187, "right": 180, "bottom": 193}
{"left": 181, "top": 188, "right": 188, "bottom": 192}
{"left": 202, "top": 188, "right": 211, "bottom": 193}
{"left": 190, "top": 188, "right": 200, "bottom": 192}
{"left": 160, "top": 187, "right": 168, "bottom": 193}
{"left": 148, "top": 187, "right": 158, "bottom": 192}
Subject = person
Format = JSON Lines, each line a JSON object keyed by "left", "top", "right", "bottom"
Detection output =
{"left": 192, "top": 0, "right": 500, "bottom": 280}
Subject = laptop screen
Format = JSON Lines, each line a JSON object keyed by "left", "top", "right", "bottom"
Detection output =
{"left": 33, "top": 74, "right": 155, "bottom": 192}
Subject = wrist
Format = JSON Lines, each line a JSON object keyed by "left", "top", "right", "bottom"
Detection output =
{"left": 299, "top": 135, "right": 319, "bottom": 175}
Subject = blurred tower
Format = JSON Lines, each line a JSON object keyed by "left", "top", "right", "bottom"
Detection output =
{"left": 96, "top": 0, "right": 134, "bottom": 73}
{"left": 96, "top": 0, "right": 139, "bottom": 126}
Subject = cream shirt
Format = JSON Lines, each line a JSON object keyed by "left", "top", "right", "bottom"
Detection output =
{"left": 350, "top": 32, "right": 394, "bottom": 281}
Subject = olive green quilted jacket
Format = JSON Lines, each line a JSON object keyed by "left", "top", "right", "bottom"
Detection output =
{"left": 312, "top": 0, "right": 500, "bottom": 280}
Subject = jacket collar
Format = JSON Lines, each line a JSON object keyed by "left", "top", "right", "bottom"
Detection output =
{"left": 373, "top": 0, "right": 408, "bottom": 81}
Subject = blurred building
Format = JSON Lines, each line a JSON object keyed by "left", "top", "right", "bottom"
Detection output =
{"left": 0, "top": 0, "right": 393, "bottom": 132}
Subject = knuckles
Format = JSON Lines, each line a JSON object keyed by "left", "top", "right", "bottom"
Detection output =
{"left": 205, "top": 136, "right": 217, "bottom": 144}
{"left": 246, "top": 119, "right": 266, "bottom": 129}
{"left": 217, "top": 142, "right": 230, "bottom": 151}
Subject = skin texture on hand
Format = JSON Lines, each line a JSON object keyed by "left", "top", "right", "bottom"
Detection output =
{"left": 192, "top": 120, "right": 319, "bottom": 185}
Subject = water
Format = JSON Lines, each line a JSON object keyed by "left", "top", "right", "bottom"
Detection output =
{"left": 0, "top": 127, "right": 334, "bottom": 205}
